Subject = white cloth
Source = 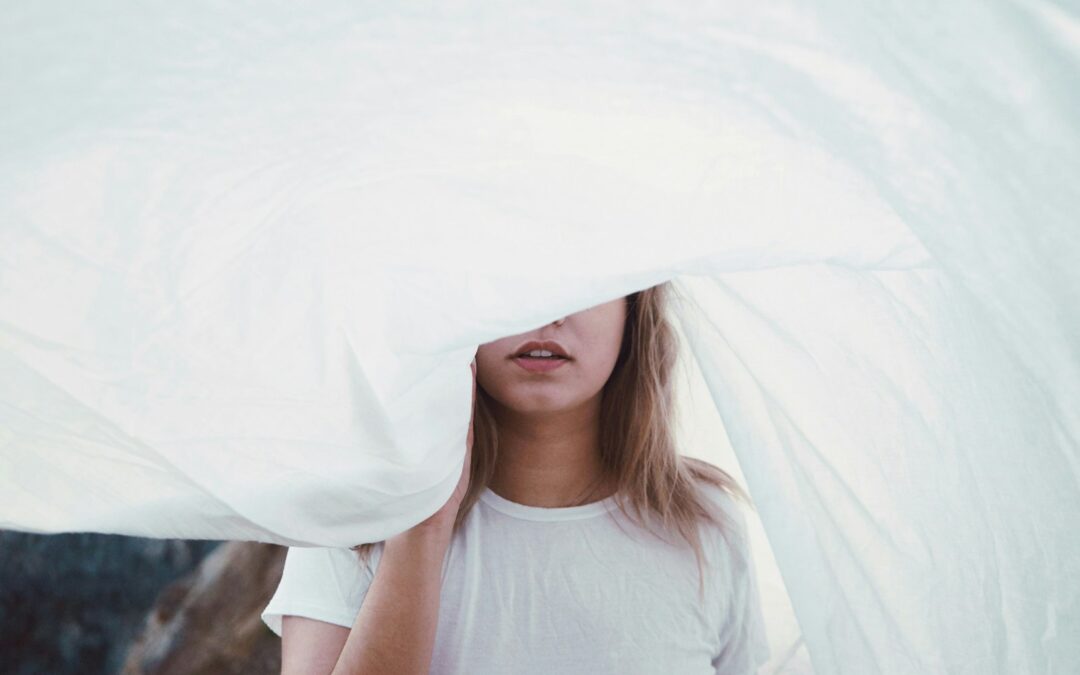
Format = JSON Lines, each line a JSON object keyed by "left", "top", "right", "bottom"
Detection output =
{"left": 1, "top": 3, "right": 1078, "bottom": 673}
{"left": 261, "top": 484, "right": 770, "bottom": 675}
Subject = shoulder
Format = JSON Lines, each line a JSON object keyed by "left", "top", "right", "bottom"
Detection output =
{"left": 282, "top": 543, "right": 384, "bottom": 589}
{"left": 702, "top": 483, "right": 748, "bottom": 527}
{"left": 692, "top": 479, "right": 754, "bottom": 571}
{"left": 685, "top": 462, "right": 750, "bottom": 527}
{"left": 263, "top": 545, "right": 382, "bottom": 637}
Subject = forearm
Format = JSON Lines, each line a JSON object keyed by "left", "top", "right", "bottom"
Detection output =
{"left": 332, "top": 521, "right": 452, "bottom": 675}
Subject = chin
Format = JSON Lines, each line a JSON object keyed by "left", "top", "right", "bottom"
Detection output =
{"left": 500, "top": 391, "right": 575, "bottom": 415}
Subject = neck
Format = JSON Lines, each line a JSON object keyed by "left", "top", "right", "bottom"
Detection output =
{"left": 487, "top": 393, "right": 615, "bottom": 508}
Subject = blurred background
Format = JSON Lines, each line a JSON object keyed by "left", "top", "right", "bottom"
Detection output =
{"left": 0, "top": 533, "right": 284, "bottom": 674}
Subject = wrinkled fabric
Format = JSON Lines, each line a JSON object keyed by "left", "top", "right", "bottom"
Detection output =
{"left": 0, "top": 3, "right": 1077, "bottom": 674}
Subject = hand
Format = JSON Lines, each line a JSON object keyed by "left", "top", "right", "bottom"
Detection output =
{"left": 416, "top": 356, "right": 476, "bottom": 530}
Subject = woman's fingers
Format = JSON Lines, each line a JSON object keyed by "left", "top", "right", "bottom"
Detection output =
{"left": 467, "top": 357, "right": 477, "bottom": 449}
{"left": 469, "top": 359, "right": 477, "bottom": 424}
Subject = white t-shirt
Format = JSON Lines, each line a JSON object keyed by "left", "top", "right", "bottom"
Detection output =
{"left": 262, "top": 482, "right": 771, "bottom": 674}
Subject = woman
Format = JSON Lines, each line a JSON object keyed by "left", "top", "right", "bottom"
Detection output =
{"left": 261, "top": 283, "right": 771, "bottom": 674}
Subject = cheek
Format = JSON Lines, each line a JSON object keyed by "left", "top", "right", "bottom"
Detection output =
{"left": 591, "top": 316, "right": 627, "bottom": 369}
{"left": 568, "top": 331, "right": 625, "bottom": 392}
{"left": 474, "top": 342, "right": 532, "bottom": 397}
{"left": 581, "top": 340, "right": 623, "bottom": 385}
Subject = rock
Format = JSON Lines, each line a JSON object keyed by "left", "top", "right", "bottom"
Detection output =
{"left": 0, "top": 531, "right": 220, "bottom": 675}
{"left": 120, "top": 541, "right": 285, "bottom": 675}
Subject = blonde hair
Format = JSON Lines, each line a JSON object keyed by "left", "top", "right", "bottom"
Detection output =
{"left": 354, "top": 281, "right": 754, "bottom": 602}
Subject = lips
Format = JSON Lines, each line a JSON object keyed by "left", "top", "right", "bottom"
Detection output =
{"left": 513, "top": 354, "right": 569, "bottom": 373}
{"left": 512, "top": 339, "right": 571, "bottom": 359}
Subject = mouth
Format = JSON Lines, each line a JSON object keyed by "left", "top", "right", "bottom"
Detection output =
{"left": 513, "top": 353, "right": 570, "bottom": 373}
{"left": 512, "top": 339, "right": 572, "bottom": 360}
{"left": 514, "top": 351, "right": 570, "bottom": 360}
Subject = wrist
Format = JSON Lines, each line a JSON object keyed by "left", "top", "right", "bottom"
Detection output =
{"left": 386, "top": 523, "right": 452, "bottom": 560}
{"left": 416, "top": 508, "right": 458, "bottom": 536}
{"left": 395, "top": 509, "right": 456, "bottom": 541}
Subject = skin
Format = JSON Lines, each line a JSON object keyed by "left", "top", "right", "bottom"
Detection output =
{"left": 476, "top": 296, "right": 628, "bottom": 507}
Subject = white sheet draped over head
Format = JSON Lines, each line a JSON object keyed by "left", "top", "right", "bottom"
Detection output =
{"left": 1, "top": 3, "right": 1077, "bottom": 674}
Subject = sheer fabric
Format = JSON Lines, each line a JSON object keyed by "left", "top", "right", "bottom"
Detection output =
{"left": 1, "top": 3, "right": 1076, "bottom": 673}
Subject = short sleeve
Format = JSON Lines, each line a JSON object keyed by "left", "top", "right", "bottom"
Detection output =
{"left": 261, "top": 544, "right": 382, "bottom": 637}
{"left": 710, "top": 494, "right": 772, "bottom": 675}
